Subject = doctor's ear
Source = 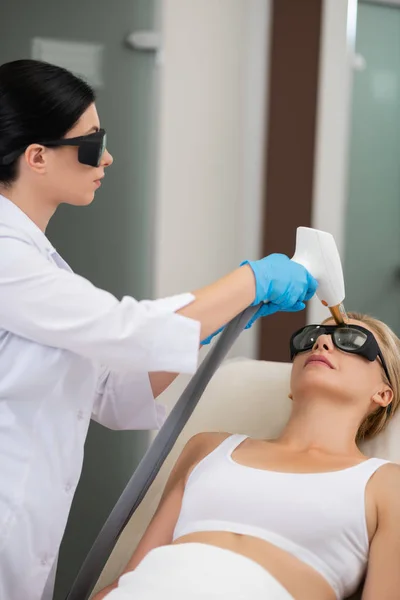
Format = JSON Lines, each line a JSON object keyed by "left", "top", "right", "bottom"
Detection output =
{"left": 288, "top": 392, "right": 293, "bottom": 400}
{"left": 23, "top": 144, "right": 48, "bottom": 175}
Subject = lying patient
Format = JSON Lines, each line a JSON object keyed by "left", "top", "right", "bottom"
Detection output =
{"left": 94, "top": 312, "right": 400, "bottom": 600}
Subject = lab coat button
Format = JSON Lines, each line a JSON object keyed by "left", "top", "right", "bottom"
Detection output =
{"left": 77, "top": 410, "right": 84, "bottom": 420}
{"left": 65, "top": 482, "right": 72, "bottom": 492}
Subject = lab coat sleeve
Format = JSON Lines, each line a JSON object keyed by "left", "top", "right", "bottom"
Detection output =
{"left": 0, "top": 228, "right": 201, "bottom": 373}
{"left": 91, "top": 366, "right": 166, "bottom": 430}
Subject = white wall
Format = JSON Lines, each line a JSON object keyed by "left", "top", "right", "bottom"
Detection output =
{"left": 308, "top": 0, "right": 358, "bottom": 324}
{"left": 152, "top": 0, "right": 272, "bottom": 358}
{"left": 153, "top": 0, "right": 357, "bottom": 348}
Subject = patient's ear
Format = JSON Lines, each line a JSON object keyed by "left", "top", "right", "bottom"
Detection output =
{"left": 288, "top": 392, "right": 293, "bottom": 400}
{"left": 371, "top": 386, "right": 393, "bottom": 410}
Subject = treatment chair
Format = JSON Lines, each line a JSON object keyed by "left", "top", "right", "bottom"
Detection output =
{"left": 91, "top": 358, "right": 400, "bottom": 600}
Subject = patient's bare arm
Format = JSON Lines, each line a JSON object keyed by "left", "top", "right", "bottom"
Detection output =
{"left": 92, "top": 433, "right": 225, "bottom": 599}
{"left": 361, "top": 464, "right": 400, "bottom": 600}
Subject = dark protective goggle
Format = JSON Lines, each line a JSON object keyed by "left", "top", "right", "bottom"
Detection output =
{"left": 0, "top": 129, "right": 107, "bottom": 168}
{"left": 290, "top": 324, "right": 391, "bottom": 386}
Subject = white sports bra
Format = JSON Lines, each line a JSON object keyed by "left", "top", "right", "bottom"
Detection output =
{"left": 172, "top": 434, "right": 390, "bottom": 599}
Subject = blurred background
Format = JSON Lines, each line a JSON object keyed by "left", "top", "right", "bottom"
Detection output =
{"left": 0, "top": 0, "right": 396, "bottom": 596}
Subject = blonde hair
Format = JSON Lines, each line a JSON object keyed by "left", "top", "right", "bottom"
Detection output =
{"left": 323, "top": 312, "right": 400, "bottom": 442}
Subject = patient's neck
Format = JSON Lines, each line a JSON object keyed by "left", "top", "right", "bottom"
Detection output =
{"left": 277, "top": 400, "right": 363, "bottom": 457}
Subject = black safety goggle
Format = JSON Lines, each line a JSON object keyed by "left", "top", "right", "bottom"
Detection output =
{"left": 290, "top": 324, "right": 391, "bottom": 385}
{"left": 0, "top": 129, "right": 107, "bottom": 168}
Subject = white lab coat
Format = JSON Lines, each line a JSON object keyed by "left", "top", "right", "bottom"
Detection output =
{"left": 0, "top": 194, "right": 201, "bottom": 600}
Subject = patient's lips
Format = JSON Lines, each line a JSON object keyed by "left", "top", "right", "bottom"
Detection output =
{"left": 305, "top": 354, "right": 334, "bottom": 369}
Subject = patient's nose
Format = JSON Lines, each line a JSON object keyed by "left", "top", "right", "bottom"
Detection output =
{"left": 312, "top": 334, "right": 334, "bottom": 353}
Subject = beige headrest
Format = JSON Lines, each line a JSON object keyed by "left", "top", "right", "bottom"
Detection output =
{"left": 93, "top": 358, "right": 400, "bottom": 595}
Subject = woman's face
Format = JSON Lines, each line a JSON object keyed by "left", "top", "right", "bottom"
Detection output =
{"left": 43, "top": 103, "right": 113, "bottom": 206}
{"left": 290, "top": 318, "right": 392, "bottom": 414}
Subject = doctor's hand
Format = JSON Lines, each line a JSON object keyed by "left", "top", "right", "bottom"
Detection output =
{"left": 243, "top": 253, "right": 318, "bottom": 308}
{"left": 201, "top": 254, "right": 317, "bottom": 345}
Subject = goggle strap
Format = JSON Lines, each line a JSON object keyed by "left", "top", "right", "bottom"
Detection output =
{"left": 0, "top": 130, "right": 106, "bottom": 166}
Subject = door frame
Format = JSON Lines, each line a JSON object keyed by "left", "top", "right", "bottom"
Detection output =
{"left": 258, "top": 0, "right": 357, "bottom": 361}
{"left": 258, "top": 0, "right": 323, "bottom": 363}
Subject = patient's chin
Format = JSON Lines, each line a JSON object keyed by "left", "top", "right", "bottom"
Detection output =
{"left": 297, "top": 364, "right": 337, "bottom": 382}
{"left": 292, "top": 369, "right": 343, "bottom": 398}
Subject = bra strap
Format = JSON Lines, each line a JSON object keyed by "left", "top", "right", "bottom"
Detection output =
{"left": 220, "top": 433, "right": 248, "bottom": 457}
{"left": 359, "top": 457, "right": 391, "bottom": 481}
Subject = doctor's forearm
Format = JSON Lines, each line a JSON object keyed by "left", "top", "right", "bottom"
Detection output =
{"left": 149, "top": 371, "right": 179, "bottom": 398}
{"left": 149, "top": 344, "right": 203, "bottom": 396}
{"left": 148, "top": 268, "right": 255, "bottom": 398}
{"left": 177, "top": 265, "right": 256, "bottom": 342}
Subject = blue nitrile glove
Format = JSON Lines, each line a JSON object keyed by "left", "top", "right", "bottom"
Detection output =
{"left": 242, "top": 253, "right": 318, "bottom": 307}
{"left": 201, "top": 254, "right": 318, "bottom": 345}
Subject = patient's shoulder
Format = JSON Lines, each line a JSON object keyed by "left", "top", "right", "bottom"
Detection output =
{"left": 183, "top": 431, "right": 232, "bottom": 457}
{"left": 372, "top": 461, "right": 400, "bottom": 485}
{"left": 176, "top": 432, "right": 232, "bottom": 480}
{"left": 373, "top": 462, "right": 400, "bottom": 505}
{"left": 365, "top": 462, "right": 400, "bottom": 525}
